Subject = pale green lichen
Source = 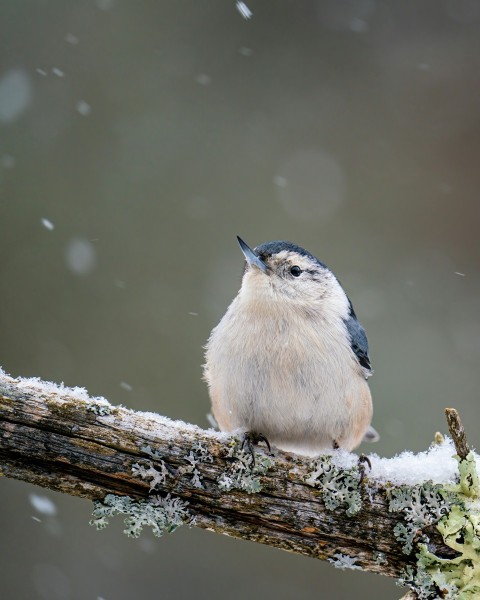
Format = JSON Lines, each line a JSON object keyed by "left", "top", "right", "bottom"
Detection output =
{"left": 393, "top": 450, "right": 480, "bottom": 599}
{"left": 217, "top": 442, "right": 274, "bottom": 494}
{"left": 305, "top": 456, "right": 362, "bottom": 516}
{"left": 417, "top": 505, "right": 480, "bottom": 599}
{"left": 86, "top": 402, "right": 112, "bottom": 416}
{"left": 141, "top": 445, "right": 164, "bottom": 460}
{"left": 452, "top": 452, "right": 480, "bottom": 498}
{"left": 180, "top": 441, "right": 214, "bottom": 489}
{"left": 90, "top": 493, "right": 189, "bottom": 538}
{"left": 413, "top": 451, "right": 480, "bottom": 599}
{"left": 131, "top": 445, "right": 172, "bottom": 492}
{"left": 396, "top": 564, "right": 437, "bottom": 600}
{"left": 373, "top": 550, "right": 388, "bottom": 566}
{"left": 388, "top": 483, "right": 455, "bottom": 554}
{"left": 132, "top": 461, "right": 170, "bottom": 492}
{"left": 328, "top": 552, "right": 362, "bottom": 571}
{"left": 134, "top": 442, "right": 215, "bottom": 491}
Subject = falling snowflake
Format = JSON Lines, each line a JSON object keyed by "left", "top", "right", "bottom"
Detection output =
{"left": 236, "top": 1, "right": 252, "bottom": 19}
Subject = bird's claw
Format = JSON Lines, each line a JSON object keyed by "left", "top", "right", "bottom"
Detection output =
{"left": 241, "top": 431, "right": 272, "bottom": 467}
{"left": 358, "top": 453, "right": 371, "bottom": 484}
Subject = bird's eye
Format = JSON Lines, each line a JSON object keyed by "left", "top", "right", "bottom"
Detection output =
{"left": 290, "top": 265, "right": 302, "bottom": 277}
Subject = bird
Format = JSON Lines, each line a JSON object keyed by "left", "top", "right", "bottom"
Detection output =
{"left": 203, "top": 236, "right": 376, "bottom": 458}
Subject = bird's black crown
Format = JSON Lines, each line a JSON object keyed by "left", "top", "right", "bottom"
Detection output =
{"left": 254, "top": 240, "right": 327, "bottom": 269}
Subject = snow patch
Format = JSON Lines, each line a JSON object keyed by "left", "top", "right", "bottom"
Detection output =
{"left": 368, "top": 438, "right": 472, "bottom": 486}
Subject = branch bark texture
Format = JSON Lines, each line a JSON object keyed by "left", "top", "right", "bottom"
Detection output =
{"left": 0, "top": 372, "right": 456, "bottom": 584}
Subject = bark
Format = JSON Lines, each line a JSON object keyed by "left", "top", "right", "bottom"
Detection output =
{"left": 0, "top": 372, "right": 457, "bottom": 583}
{"left": 445, "top": 408, "right": 469, "bottom": 460}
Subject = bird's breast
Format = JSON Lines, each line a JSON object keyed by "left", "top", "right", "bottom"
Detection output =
{"left": 205, "top": 299, "right": 370, "bottom": 449}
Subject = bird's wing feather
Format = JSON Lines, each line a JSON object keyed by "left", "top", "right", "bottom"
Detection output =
{"left": 344, "top": 311, "right": 373, "bottom": 378}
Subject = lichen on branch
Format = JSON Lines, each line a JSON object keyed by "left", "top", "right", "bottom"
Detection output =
{"left": 1, "top": 368, "right": 480, "bottom": 599}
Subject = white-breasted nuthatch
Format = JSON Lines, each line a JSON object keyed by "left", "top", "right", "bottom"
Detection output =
{"left": 204, "top": 237, "right": 376, "bottom": 457}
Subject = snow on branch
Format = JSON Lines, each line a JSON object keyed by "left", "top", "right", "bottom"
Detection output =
{"left": 1, "top": 368, "right": 479, "bottom": 599}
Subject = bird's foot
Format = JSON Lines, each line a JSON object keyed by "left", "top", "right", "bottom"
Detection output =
{"left": 241, "top": 431, "right": 272, "bottom": 467}
{"left": 357, "top": 454, "right": 371, "bottom": 484}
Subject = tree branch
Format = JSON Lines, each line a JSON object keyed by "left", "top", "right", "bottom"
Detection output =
{"left": 0, "top": 370, "right": 474, "bottom": 598}
{"left": 445, "top": 408, "right": 469, "bottom": 460}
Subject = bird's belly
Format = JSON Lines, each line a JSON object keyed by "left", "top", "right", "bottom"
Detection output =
{"left": 208, "top": 334, "right": 371, "bottom": 455}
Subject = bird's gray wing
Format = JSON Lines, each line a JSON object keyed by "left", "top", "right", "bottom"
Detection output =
{"left": 344, "top": 307, "right": 373, "bottom": 378}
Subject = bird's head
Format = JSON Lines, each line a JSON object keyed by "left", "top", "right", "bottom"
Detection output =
{"left": 236, "top": 236, "right": 350, "bottom": 319}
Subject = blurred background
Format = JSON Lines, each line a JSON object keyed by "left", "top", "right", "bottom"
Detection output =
{"left": 1, "top": 1, "right": 480, "bottom": 598}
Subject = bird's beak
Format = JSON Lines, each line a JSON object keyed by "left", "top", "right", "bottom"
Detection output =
{"left": 237, "top": 236, "right": 269, "bottom": 273}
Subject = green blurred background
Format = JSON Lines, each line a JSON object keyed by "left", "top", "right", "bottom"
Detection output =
{"left": 1, "top": 1, "right": 480, "bottom": 598}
